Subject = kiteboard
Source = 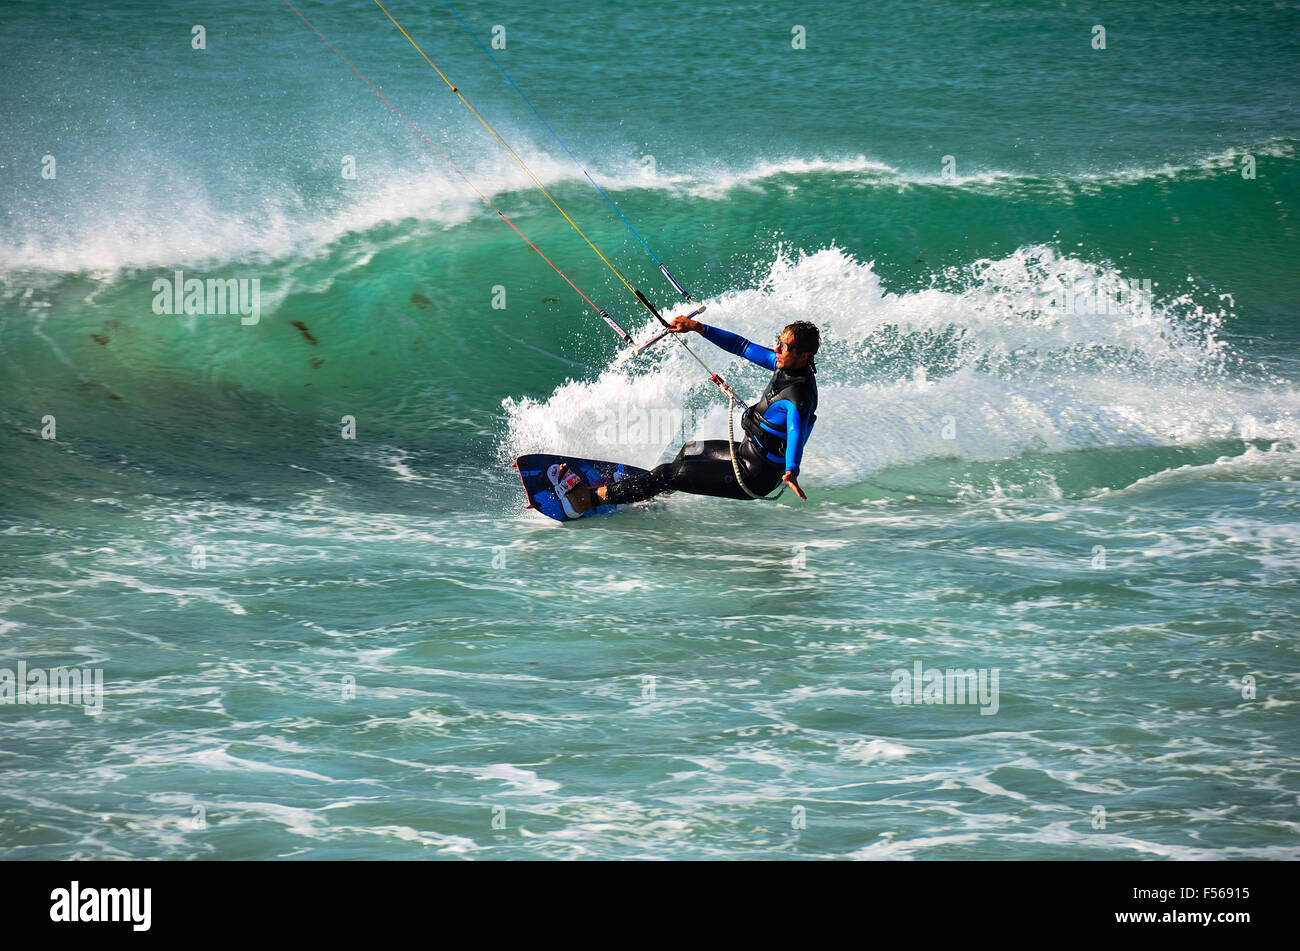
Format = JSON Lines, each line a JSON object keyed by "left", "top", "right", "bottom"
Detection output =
{"left": 514, "top": 454, "right": 648, "bottom": 522}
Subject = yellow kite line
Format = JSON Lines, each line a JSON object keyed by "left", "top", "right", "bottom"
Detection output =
{"left": 371, "top": 0, "right": 655, "bottom": 320}
{"left": 369, "top": 0, "right": 741, "bottom": 401}
{"left": 284, "top": 0, "right": 634, "bottom": 343}
{"left": 290, "top": 0, "right": 769, "bottom": 492}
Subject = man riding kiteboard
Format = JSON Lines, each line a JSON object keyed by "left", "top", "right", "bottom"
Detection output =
{"left": 550, "top": 316, "right": 820, "bottom": 516}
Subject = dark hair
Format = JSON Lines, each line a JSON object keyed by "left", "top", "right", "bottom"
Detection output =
{"left": 783, "top": 321, "right": 820, "bottom": 369}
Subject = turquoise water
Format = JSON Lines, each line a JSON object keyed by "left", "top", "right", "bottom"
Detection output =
{"left": 1, "top": 0, "right": 1298, "bottom": 859}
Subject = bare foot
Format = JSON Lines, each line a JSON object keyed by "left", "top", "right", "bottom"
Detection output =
{"left": 567, "top": 483, "right": 607, "bottom": 515}
{"left": 550, "top": 464, "right": 608, "bottom": 516}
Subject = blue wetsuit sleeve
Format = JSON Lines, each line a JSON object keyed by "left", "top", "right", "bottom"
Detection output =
{"left": 780, "top": 400, "right": 809, "bottom": 475}
{"left": 697, "top": 323, "right": 778, "bottom": 372}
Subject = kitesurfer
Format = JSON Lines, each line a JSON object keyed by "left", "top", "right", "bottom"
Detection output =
{"left": 550, "top": 318, "right": 819, "bottom": 515}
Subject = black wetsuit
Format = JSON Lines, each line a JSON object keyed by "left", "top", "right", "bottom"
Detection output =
{"left": 604, "top": 324, "right": 817, "bottom": 505}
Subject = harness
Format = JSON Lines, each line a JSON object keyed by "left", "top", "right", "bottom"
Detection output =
{"left": 739, "top": 368, "right": 818, "bottom": 463}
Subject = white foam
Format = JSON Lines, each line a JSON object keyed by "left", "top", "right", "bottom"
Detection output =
{"left": 840, "top": 738, "right": 918, "bottom": 764}
{"left": 3, "top": 140, "right": 1291, "bottom": 276}
{"left": 503, "top": 244, "right": 1300, "bottom": 487}
{"left": 475, "top": 764, "right": 562, "bottom": 795}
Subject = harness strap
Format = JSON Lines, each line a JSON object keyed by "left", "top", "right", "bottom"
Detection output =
{"left": 727, "top": 394, "right": 785, "bottom": 501}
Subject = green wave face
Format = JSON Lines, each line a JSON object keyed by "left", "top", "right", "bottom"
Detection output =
{"left": 4, "top": 148, "right": 1298, "bottom": 502}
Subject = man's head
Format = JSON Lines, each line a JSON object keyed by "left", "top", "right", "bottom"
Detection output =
{"left": 775, "top": 321, "right": 820, "bottom": 371}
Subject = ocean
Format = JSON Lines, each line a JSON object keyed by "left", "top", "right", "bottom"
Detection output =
{"left": 1, "top": 0, "right": 1297, "bottom": 859}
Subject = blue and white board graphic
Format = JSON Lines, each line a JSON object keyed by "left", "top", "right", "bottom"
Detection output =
{"left": 513, "top": 454, "right": 648, "bottom": 522}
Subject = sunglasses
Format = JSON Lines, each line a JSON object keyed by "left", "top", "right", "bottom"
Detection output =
{"left": 774, "top": 337, "right": 799, "bottom": 354}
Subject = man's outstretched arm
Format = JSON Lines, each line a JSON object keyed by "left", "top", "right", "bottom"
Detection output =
{"left": 666, "top": 316, "right": 777, "bottom": 371}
